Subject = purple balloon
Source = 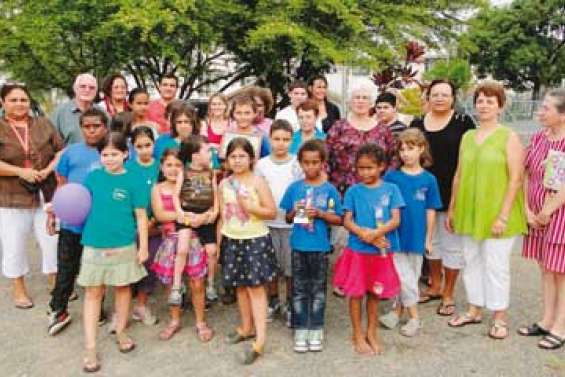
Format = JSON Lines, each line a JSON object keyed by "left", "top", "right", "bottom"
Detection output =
{"left": 52, "top": 183, "right": 92, "bottom": 226}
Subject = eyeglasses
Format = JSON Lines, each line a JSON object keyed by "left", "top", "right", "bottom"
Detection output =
{"left": 79, "top": 84, "right": 97, "bottom": 90}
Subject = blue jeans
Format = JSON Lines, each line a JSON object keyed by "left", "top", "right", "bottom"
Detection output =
{"left": 291, "top": 251, "right": 328, "bottom": 330}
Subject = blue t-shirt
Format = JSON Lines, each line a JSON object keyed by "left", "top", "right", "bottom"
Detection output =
{"left": 344, "top": 182, "right": 405, "bottom": 254}
{"left": 81, "top": 169, "right": 149, "bottom": 248}
{"left": 153, "top": 134, "right": 179, "bottom": 161}
{"left": 280, "top": 180, "right": 342, "bottom": 252}
{"left": 125, "top": 158, "right": 160, "bottom": 216}
{"left": 384, "top": 169, "right": 442, "bottom": 254}
{"left": 259, "top": 134, "right": 271, "bottom": 158}
{"left": 289, "top": 129, "right": 326, "bottom": 155}
{"left": 55, "top": 142, "right": 101, "bottom": 234}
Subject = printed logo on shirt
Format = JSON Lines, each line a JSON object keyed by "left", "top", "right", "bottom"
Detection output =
{"left": 414, "top": 187, "right": 428, "bottom": 202}
{"left": 379, "top": 192, "right": 390, "bottom": 208}
{"left": 315, "top": 193, "right": 329, "bottom": 209}
{"left": 112, "top": 188, "right": 129, "bottom": 201}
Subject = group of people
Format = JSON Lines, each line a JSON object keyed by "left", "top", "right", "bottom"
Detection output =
{"left": 0, "top": 71, "right": 564, "bottom": 374}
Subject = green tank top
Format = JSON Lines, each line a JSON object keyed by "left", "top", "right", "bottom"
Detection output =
{"left": 453, "top": 126, "right": 526, "bottom": 240}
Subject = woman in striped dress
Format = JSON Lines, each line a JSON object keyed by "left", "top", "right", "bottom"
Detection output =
{"left": 518, "top": 89, "right": 565, "bottom": 350}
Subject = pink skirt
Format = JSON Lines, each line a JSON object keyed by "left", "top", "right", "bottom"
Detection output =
{"left": 333, "top": 248, "right": 400, "bottom": 299}
{"left": 151, "top": 233, "right": 207, "bottom": 285}
{"left": 523, "top": 235, "right": 565, "bottom": 274}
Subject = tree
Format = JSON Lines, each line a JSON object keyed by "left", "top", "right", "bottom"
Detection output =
{"left": 423, "top": 59, "right": 473, "bottom": 91}
{"left": 460, "top": 0, "right": 565, "bottom": 99}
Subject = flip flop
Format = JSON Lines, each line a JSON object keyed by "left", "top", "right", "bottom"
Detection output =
{"left": 159, "top": 322, "right": 181, "bottom": 341}
{"left": 195, "top": 322, "right": 214, "bottom": 343}
{"left": 436, "top": 302, "right": 456, "bottom": 316}
{"left": 489, "top": 320, "right": 509, "bottom": 340}
{"left": 517, "top": 323, "right": 549, "bottom": 337}
{"left": 448, "top": 313, "right": 482, "bottom": 327}
{"left": 418, "top": 293, "right": 441, "bottom": 304}
{"left": 14, "top": 299, "right": 34, "bottom": 309}
{"left": 538, "top": 333, "right": 565, "bottom": 350}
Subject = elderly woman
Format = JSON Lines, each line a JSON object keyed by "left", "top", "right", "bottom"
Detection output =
{"left": 100, "top": 73, "right": 129, "bottom": 118}
{"left": 0, "top": 84, "right": 64, "bottom": 308}
{"left": 410, "top": 79, "right": 475, "bottom": 315}
{"left": 518, "top": 89, "right": 565, "bottom": 350}
{"left": 327, "top": 84, "right": 396, "bottom": 196}
{"left": 446, "top": 82, "right": 526, "bottom": 339}
{"left": 308, "top": 75, "right": 341, "bottom": 134}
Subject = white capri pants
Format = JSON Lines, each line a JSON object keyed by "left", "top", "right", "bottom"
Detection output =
{"left": 461, "top": 236, "right": 516, "bottom": 311}
{"left": 393, "top": 253, "right": 423, "bottom": 307}
{"left": 0, "top": 206, "right": 58, "bottom": 278}
{"left": 426, "top": 212, "right": 464, "bottom": 269}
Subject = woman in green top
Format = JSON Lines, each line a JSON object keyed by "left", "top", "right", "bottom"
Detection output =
{"left": 446, "top": 82, "right": 526, "bottom": 339}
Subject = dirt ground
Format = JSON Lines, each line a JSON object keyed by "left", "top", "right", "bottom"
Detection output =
{"left": 1, "top": 244, "right": 564, "bottom": 377}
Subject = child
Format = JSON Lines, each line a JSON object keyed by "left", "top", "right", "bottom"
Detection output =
{"left": 333, "top": 143, "right": 404, "bottom": 355}
{"left": 230, "top": 95, "right": 271, "bottom": 158}
{"left": 151, "top": 149, "right": 212, "bottom": 342}
{"left": 127, "top": 88, "right": 160, "bottom": 138}
{"left": 77, "top": 132, "right": 149, "bottom": 373}
{"left": 125, "top": 126, "right": 161, "bottom": 326}
{"left": 275, "top": 80, "right": 309, "bottom": 132}
{"left": 168, "top": 135, "right": 219, "bottom": 306}
{"left": 255, "top": 120, "right": 303, "bottom": 324}
{"left": 280, "top": 140, "right": 343, "bottom": 352}
{"left": 153, "top": 103, "right": 200, "bottom": 161}
{"left": 290, "top": 99, "right": 326, "bottom": 155}
{"left": 219, "top": 137, "right": 278, "bottom": 364}
{"left": 47, "top": 108, "right": 108, "bottom": 336}
{"left": 381, "top": 129, "right": 442, "bottom": 337}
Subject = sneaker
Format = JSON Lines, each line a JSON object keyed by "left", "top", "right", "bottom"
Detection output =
{"left": 206, "top": 285, "right": 219, "bottom": 302}
{"left": 400, "top": 318, "right": 422, "bottom": 337}
{"left": 294, "top": 330, "right": 309, "bottom": 353}
{"left": 308, "top": 329, "right": 324, "bottom": 352}
{"left": 132, "top": 306, "right": 158, "bottom": 326}
{"left": 379, "top": 311, "right": 400, "bottom": 329}
{"left": 266, "top": 298, "right": 281, "bottom": 323}
{"left": 48, "top": 311, "right": 72, "bottom": 336}
{"left": 168, "top": 287, "right": 183, "bottom": 306}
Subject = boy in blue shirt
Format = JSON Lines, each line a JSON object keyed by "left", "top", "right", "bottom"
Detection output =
{"left": 280, "top": 140, "right": 342, "bottom": 353}
{"left": 46, "top": 108, "right": 108, "bottom": 336}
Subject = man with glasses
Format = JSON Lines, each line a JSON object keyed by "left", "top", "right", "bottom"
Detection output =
{"left": 50, "top": 73, "right": 100, "bottom": 145}
{"left": 46, "top": 108, "right": 108, "bottom": 336}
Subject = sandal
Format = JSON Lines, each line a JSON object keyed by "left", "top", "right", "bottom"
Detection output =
{"left": 82, "top": 348, "right": 100, "bottom": 373}
{"left": 517, "top": 323, "right": 550, "bottom": 337}
{"left": 225, "top": 329, "right": 256, "bottom": 344}
{"left": 436, "top": 302, "right": 456, "bottom": 316}
{"left": 418, "top": 291, "right": 442, "bottom": 304}
{"left": 448, "top": 313, "right": 482, "bottom": 327}
{"left": 159, "top": 321, "right": 181, "bottom": 341}
{"left": 489, "top": 320, "right": 509, "bottom": 340}
{"left": 538, "top": 333, "right": 565, "bottom": 350}
{"left": 116, "top": 332, "right": 136, "bottom": 353}
{"left": 195, "top": 322, "right": 214, "bottom": 343}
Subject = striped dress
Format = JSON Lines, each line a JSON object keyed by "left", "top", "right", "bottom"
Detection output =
{"left": 522, "top": 130, "right": 565, "bottom": 273}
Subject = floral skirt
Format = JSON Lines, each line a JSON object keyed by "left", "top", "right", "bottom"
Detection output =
{"left": 151, "top": 232, "right": 207, "bottom": 285}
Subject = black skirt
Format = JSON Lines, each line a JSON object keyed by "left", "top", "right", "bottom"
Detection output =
{"left": 221, "top": 235, "right": 279, "bottom": 287}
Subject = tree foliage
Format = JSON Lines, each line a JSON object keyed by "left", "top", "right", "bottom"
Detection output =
{"left": 423, "top": 59, "right": 472, "bottom": 91}
{"left": 1, "top": 0, "right": 483, "bottom": 103}
{"left": 460, "top": 0, "right": 565, "bottom": 99}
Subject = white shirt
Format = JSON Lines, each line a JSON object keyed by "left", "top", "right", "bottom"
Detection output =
{"left": 276, "top": 105, "right": 324, "bottom": 133}
{"left": 255, "top": 155, "right": 303, "bottom": 228}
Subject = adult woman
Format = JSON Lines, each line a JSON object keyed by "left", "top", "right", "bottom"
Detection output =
{"left": 200, "top": 93, "right": 230, "bottom": 150}
{"left": 100, "top": 74, "right": 128, "bottom": 118}
{"left": 308, "top": 75, "right": 341, "bottom": 134}
{"left": 446, "top": 82, "right": 526, "bottom": 339}
{"left": 248, "top": 86, "right": 274, "bottom": 135}
{"left": 518, "top": 89, "right": 565, "bottom": 350}
{"left": 153, "top": 103, "right": 200, "bottom": 161}
{"left": 410, "top": 80, "right": 475, "bottom": 315}
{"left": 327, "top": 84, "right": 396, "bottom": 196}
{"left": 0, "top": 84, "right": 64, "bottom": 308}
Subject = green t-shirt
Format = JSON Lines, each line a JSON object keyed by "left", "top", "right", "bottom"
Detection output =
{"left": 453, "top": 126, "right": 526, "bottom": 240}
{"left": 125, "top": 158, "right": 160, "bottom": 217}
{"left": 81, "top": 168, "right": 149, "bottom": 248}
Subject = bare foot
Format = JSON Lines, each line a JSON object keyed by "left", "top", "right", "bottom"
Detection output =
{"left": 366, "top": 335, "right": 383, "bottom": 355}
{"left": 353, "top": 336, "right": 374, "bottom": 355}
